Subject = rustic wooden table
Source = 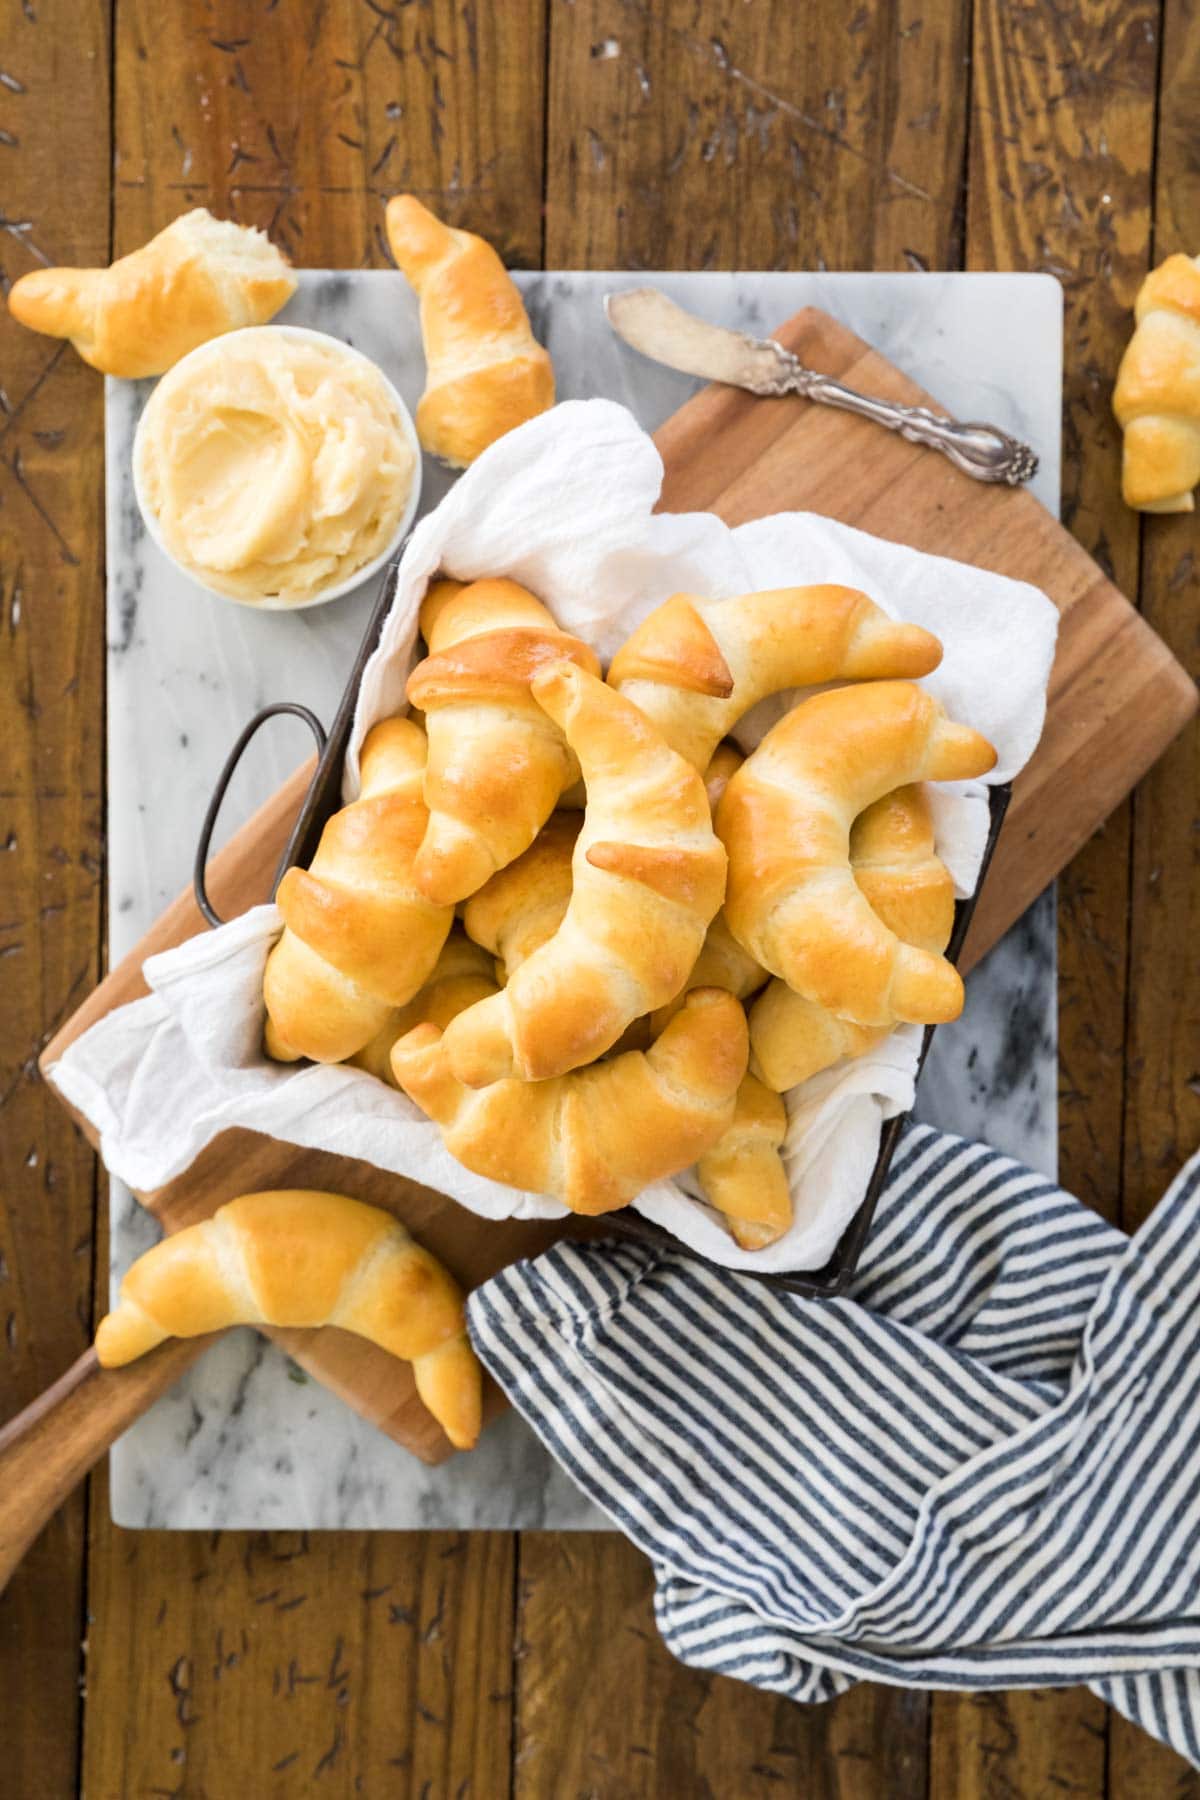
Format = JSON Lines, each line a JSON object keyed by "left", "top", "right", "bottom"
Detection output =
{"left": 1, "top": 2, "right": 1197, "bottom": 1794}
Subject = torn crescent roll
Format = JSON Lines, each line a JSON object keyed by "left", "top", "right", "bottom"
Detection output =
{"left": 7, "top": 208, "right": 296, "bottom": 378}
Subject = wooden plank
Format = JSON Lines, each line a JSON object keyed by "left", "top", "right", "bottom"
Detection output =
{"left": 0, "top": 2, "right": 112, "bottom": 1796}
{"left": 1121, "top": 7, "right": 1200, "bottom": 1231}
{"left": 112, "top": 0, "right": 545, "bottom": 267}
{"left": 932, "top": 0, "right": 1162, "bottom": 1786}
{"left": 79, "top": 3, "right": 547, "bottom": 1796}
{"left": 515, "top": 1535, "right": 927, "bottom": 1798}
{"left": 82, "top": 1457, "right": 516, "bottom": 1800}
{"left": 1109, "top": 0, "right": 1200, "bottom": 1789}
{"left": 544, "top": 0, "right": 970, "bottom": 273}
{"left": 531, "top": 1, "right": 973, "bottom": 1790}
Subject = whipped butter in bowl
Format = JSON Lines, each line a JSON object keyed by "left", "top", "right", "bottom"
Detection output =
{"left": 133, "top": 326, "right": 421, "bottom": 609}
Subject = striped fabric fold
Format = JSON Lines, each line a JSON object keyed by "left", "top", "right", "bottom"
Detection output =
{"left": 468, "top": 1121, "right": 1200, "bottom": 1769}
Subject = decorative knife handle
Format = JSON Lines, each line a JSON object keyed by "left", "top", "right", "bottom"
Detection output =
{"left": 788, "top": 368, "right": 1039, "bottom": 486}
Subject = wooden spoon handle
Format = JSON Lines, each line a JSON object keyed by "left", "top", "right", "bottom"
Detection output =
{"left": 0, "top": 1336, "right": 212, "bottom": 1592}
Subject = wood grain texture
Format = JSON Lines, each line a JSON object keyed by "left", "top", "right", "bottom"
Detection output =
{"left": 1109, "top": 0, "right": 1200, "bottom": 1790}
{"left": 0, "top": 1340, "right": 209, "bottom": 1595}
{"left": 0, "top": 1, "right": 111, "bottom": 1794}
{"left": 545, "top": 0, "right": 970, "bottom": 273}
{"left": 46, "top": 297, "right": 1194, "bottom": 1461}
{"left": 515, "top": 1535, "right": 927, "bottom": 1799}
{"left": 967, "top": 0, "right": 1159, "bottom": 1212}
{"left": 72, "top": 5, "right": 547, "bottom": 1796}
{"left": 934, "top": 0, "right": 1163, "bottom": 1786}
{"left": 530, "top": 0, "right": 973, "bottom": 1786}
{"left": 81, "top": 1468, "right": 516, "bottom": 1800}
{"left": 5, "top": 0, "right": 1196, "bottom": 1789}
{"left": 113, "top": 0, "right": 547, "bottom": 266}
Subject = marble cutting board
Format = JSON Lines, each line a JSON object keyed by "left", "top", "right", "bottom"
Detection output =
{"left": 104, "top": 269, "right": 1062, "bottom": 1531}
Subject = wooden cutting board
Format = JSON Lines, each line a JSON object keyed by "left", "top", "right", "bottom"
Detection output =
{"left": 41, "top": 304, "right": 1196, "bottom": 1465}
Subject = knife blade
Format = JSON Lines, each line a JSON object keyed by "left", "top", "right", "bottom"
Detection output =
{"left": 604, "top": 287, "right": 799, "bottom": 395}
{"left": 604, "top": 284, "right": 1039, "bottom": 486}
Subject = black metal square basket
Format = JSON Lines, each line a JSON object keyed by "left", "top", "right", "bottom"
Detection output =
{"left": 195, "top": 560, "right": 1010, "bottom": 1298}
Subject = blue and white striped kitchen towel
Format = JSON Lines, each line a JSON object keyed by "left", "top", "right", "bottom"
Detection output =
{"left": 468, "top": 1122, "right": 1200, "bottom": 1768}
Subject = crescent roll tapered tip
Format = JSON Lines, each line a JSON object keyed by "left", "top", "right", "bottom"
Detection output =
{"left": 528, "top": 656, "right": 584, "bottom": 716}
{"left": 8, "top": 210, "right": 296, "bottom": 377}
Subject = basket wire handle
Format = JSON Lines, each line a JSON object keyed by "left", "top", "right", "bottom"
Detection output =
{"left": 193, "top": 702, "right": 327, "bottom": 928}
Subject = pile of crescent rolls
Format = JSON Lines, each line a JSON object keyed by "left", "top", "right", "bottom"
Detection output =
{"left": 263, "top": 577, "right": 998, "bottom": 1252}
{"left": 14, "top": 197, "right": 1005, "bottom": 1440}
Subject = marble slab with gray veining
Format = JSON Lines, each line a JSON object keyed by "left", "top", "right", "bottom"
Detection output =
{"left": 104, "top": 269, "right": 1063, "bottom": 1530}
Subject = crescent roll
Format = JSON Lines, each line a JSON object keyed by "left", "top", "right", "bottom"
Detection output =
{"left": 697, "top": 1075, "right": 792, "bottom": 1251}
{"left": 393, "top": 988, "right": 748, "bottom": 1215}
{"left": 648, "top": 744, "right": 766, "bottom": 1034}
{"left": 407, "top": 577, "right": 600, "bottom": 905}
{"left": 749, "top": 784, "right": 956, "bottom": 1091}
{"left": 462, "top": 811, "right": 581, "bottom": 981}
{"left": 718, "top": 682, "right": 995, "bottom": 1028}
{"left": 607, "top": 586, "right": 943, "bottom": 769}
{"left": 385, "top": 195, "right": 555, "bottom": 466}
{"left": 440, "top": 663, "right": 728, "bottom": 1086}
{"left": 7, "top": 208, "right": 296, "bottom": 378}
{"left": 349, "top": 931, "right": 499, "bottom": 1086}
{"left": 263, "top": 717, "right": 454, "bottom": 1065}
{"left": 1114, "top": 253, "right": 1200, "bottom": 512}
{"left": 94, "top": 1191, "right": 482, "bottom": 1451}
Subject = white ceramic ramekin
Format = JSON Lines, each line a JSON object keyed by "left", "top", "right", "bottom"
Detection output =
{"left": 132, "top": 324, "right": 422, "bottom": 612}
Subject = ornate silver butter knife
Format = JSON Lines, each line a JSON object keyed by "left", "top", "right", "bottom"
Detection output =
{"left": 604, "top": 287, "right": 1038, "bottom": 487}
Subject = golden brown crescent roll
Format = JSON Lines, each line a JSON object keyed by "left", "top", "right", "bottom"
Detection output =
{"left": 349, "top": 931, "right": 500, "bottom": 1086}
{"left": 1113, "top": 253, "right": 1200, "bottom": 512}
{"left": 749, "top": 784, "right": 955, "bottom": 1091}
{"left": 607, "top": 586, "right": 943, "bottom": 769}
{"left": 647, "top": 743, "right": 766, "bottom": 1035}
{"left": 697, "top": 1074, "right": 792, "bottom": 1251}
{"left": 462, "top": 811, "right": 581, "bottom": 980}
{"left": 851, "top": 783, "right": 956, "bottom": 952}
{"left": 393, "top": 988, "right": 748, "bottom": 1215}
{"left": 463, "top": 748, "right": 764, "bottom": 1037}
{"left": 440, "top": 664, "right": 728, "bottom": 1086}
{"left": 7, "top": 208, "right": 296, "bottom": 378}
{"left": 263, "top": 717, "right": 454, "bottom": 1065}
{"left": 385, "top": 195, "right": 554, "bottom": 466}
{"left": 647, "top": 916, "right": 765, "bottom": 1036}
{"left": 94, "top": 1191, "right": 482, "bottom": 1451}
{"left": 407, "top": 577, "right": 601, "bottom": 905}
{"left": 703, "top": 741, "right": 744, "bottom": 811}
{"left": 718, "top": 682, "right": 995, "bottom": 1029}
